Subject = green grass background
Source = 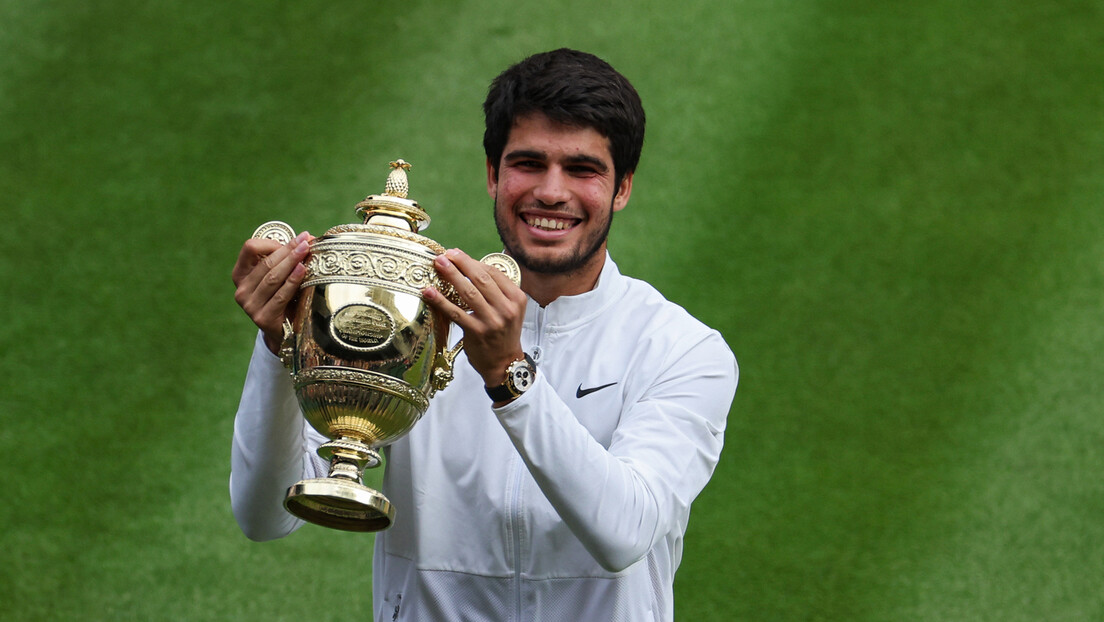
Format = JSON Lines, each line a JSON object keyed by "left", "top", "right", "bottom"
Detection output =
{"left": 2, "top": 0, "right": 1102, "bottom": 620}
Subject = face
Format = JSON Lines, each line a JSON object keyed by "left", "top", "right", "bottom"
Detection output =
{"left": 488, "top": 113, "right": 633, "bottom": 277}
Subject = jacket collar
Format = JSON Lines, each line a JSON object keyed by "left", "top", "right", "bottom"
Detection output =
{"left": 523, "top": 252, "right": 628, "bottom": 331}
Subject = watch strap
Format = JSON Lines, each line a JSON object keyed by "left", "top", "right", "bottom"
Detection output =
{"left": 485, "top": 382, "right": 519, "bottom": 402}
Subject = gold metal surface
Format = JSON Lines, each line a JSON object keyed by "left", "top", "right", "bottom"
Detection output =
{"left": 251, "top": 159, "right": 519, "bottom": 532}
{"left": 251, "top": 221, "right": 295, "bottom": 245}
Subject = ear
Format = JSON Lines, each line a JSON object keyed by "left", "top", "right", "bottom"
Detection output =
{"left": 486, "top": 158, "right": 498, "bottom": 199}
{"left": 612, "top": 171, "right": 634, "bottom": 212}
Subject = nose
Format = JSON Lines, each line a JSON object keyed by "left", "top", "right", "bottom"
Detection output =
{"left": 531, "top": 168, "right": 570, "bottom": 206}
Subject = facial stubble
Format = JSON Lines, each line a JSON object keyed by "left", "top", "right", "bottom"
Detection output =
{"left": 494, "top": 195, "right": 615, "bottom": 276}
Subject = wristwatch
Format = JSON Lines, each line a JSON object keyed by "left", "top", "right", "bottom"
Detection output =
{"left": 485, "top": 352, "right": 537, "bottom": 402}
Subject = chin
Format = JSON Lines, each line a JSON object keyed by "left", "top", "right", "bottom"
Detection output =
{"left": 512, "top": 245, "right": 601, "bottom": 275}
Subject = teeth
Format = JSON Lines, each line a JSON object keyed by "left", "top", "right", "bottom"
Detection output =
{"left": 528, "top": 216, "right": 570, "bottom": 231}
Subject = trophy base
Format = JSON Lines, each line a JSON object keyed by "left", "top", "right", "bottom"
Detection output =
{"left": 284, "top": 478, "right": 395, "bottom": 532}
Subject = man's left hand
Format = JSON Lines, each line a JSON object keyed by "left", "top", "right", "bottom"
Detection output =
{"left": 423, "top": 249, "right": 528, "bottom": 390}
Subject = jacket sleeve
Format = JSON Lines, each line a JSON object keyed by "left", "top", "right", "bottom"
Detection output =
{"left": 229, "top": 331, "right": 328, "bottom": 541}
{"left": 492, "top": 330, "right": 737, "bottom": 572}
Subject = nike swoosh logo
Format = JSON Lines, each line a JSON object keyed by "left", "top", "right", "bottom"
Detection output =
{"left": 576, "top": 382, "right": 617, "bottom": 398}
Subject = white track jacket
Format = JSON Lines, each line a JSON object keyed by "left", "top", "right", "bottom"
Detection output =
{"left": 231, "top": 256, "right": 738, "bottom": 621}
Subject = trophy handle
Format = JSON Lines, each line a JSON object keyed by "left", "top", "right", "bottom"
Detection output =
{"left": 278, "top": 319, "right": 295, "bottom": 368}
{"left": 431, "top": 339, "right": 464, "bottom": 395}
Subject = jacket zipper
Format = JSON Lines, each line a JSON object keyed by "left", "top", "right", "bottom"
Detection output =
{"left": 511, "top": 305, "right": 546, "bottom": 621}
{"left": 510, "top": 458, "right": 524, "bottom": 622}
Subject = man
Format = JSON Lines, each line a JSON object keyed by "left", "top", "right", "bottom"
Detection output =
{"left": 231, "top": 48, "right": 738, "bottom": 621}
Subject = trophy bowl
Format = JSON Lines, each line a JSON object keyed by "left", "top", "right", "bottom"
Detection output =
{"left": 252, "top": 160, "right": 519, "bottom": 532}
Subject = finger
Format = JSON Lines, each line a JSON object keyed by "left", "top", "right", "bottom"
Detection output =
{"left": 257, "top": 261, "right": 307, "bottom": 330}
{"left": 233, "top": 241, "right": 290, "bottom": 313}
{"left": 480, "top": 256, "right": 527, "bottom": 304}
{"left": 432, "top": 251, "right": 491, "bottom": 315}
{"left": 435, "top": 249, "right": 511, "bottom": 312}
{"left": 422, "top": 284, "right": 476, "bottom": 332}
{"left": 239, "top": 242, "right": 294, "bottom": 300}
{"left": 449, "top": 249, "right": 524, "bottom": 302}
{"left": 236, "top": 238, "right": 310, "bottom": 318}
{"left": 257, "top": 236, "right": 311, "bottom": 290}
{"left": 232, "top": 238, "right": 283, "bottom": 286}
{"left": 232, "top": 230, "right": 310, "bottom": 289}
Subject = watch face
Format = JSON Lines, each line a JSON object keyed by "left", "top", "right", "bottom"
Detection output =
{"left": 509, "top": 360, "right": 535, "bottom": 393}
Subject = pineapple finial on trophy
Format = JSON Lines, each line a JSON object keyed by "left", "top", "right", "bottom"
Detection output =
{"left": 355, "top": 158, "right": 431, "bottom": 232}
{"left": 384, "top": 159, "right": 412, "bottom": 198}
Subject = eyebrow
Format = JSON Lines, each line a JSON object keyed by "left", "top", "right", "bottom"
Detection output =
{"left": 503, "top": 149, "right": 610, "bottom": 173}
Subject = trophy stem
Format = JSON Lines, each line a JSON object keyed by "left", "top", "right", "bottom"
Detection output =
{"left": 283, "top": 438, "right": 394, "bottom": 532}
{"left": 319, "top": 437, "right": 382, "bottom": 479}
{"left": 328, "top": 459, "right": 363, "bottom": 482}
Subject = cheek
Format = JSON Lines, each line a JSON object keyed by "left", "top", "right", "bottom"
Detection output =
{"left": 580, "top": 185, "right": 616, "bottom": 212}
{"left": 495, "top": 177, "right": 527, "bottom": 205}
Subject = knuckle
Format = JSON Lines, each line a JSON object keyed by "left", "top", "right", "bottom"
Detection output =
{"left": 271, "top": 285, "right": 297, "bottom": 308}
{"left": 262, "top": 271, "right": 283, "bottom": 288}
{"left": 474, "top": 271, "right": 495, "bottom": 287}
{"left": 444, "top": 307, "right": 465, "bottom": 323}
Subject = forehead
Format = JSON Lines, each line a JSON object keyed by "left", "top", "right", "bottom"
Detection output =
{"left": 504, "top": 113, "right": 612, "bottom": 162}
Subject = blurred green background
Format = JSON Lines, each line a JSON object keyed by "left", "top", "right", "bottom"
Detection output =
{"left": 2, "top": 0, "right": 1102, "bottom": 620}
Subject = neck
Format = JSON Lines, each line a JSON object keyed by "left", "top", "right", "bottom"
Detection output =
{"left": 519, "top": 251, "right": 607, "bottom": 307}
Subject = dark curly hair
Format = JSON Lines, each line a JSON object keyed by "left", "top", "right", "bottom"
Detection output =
{"left": 483, "top": 48, "right": 646, "bottom": 188}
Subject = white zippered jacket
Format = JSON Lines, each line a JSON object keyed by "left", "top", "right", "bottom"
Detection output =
{"left": 231, "top": 256, "right": 738, "bottom": 621}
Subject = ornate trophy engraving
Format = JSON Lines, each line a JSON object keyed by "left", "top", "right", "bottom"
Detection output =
{"left": 252, "top": 160, "right": 519, "bottom": 532}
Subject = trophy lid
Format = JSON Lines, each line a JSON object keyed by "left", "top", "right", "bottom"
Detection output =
{"left": 354, "top": 159, "right": 432, "bottom": 232}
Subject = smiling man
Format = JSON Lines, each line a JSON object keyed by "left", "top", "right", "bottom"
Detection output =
{"left": 230, "top": 49, "right": 738, "bottom": 621}
{"left": 490, "top": 112, "right": 631, "bottom": 292}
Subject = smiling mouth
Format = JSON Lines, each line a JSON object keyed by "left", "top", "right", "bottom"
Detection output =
{"left": 524, "top": 215, "right": 577, "bottom": 231}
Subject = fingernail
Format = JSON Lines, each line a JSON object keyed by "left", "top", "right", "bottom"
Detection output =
{"left": 446, "top": 248, "right": 462, "bottom": 258}
{"left": 295, "top": 241, "right": 309, "bottom": 253}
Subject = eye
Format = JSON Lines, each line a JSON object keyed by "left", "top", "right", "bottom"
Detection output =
{"left": 567, "top": 165, "right": 600, "bottom": 177}
{"left": 507, "top": 158, "right": 544, "bottom": 171}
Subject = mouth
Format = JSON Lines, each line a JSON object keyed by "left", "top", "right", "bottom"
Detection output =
{"left": 522, "top": 214, "right": 579, "bottom": 232}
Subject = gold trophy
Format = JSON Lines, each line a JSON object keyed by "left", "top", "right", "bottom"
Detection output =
{"left": 252, "top": 160, "right": 519, "bottom": 532}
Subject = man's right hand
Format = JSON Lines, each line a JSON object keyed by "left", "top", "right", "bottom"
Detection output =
{"left": 232, "top": 231, "right": 313, "bottom": 355}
